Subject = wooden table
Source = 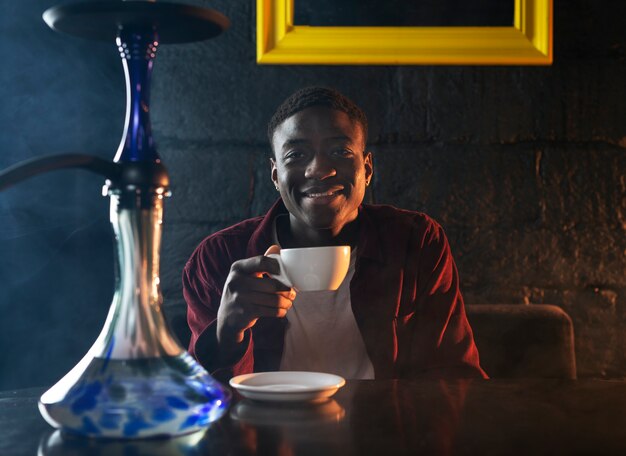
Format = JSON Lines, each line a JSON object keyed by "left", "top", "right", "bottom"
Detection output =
{"left": 2, "top": 379, "right": 626, "bottom": 455}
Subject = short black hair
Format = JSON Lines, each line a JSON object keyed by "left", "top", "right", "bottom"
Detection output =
{"left": 267, "top": 87, "right": 368, "bottom": 148}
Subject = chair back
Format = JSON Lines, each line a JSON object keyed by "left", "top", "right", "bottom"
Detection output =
{"left": 467, "top": 304, "right": 576, "bottom": 379}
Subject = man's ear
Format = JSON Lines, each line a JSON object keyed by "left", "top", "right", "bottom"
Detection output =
{"left": 364, "top": 151, "right": 373, "bottom": 185}
{"left": 270, "top": 157, "right": 278, "bottom": 188}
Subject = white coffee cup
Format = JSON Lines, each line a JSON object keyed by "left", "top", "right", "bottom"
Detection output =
{"left": 268, "top": 246, "right": 351, "bottom": 291}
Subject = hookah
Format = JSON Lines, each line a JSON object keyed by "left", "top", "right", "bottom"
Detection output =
{"left": 0, "top": 1, "right": 231, "bottom": 439}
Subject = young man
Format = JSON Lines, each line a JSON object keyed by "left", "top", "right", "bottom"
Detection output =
{"left": 183, "top": 87, "right": 487, "bottom": 381}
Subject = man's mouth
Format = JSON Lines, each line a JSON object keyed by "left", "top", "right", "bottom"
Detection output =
{"left": 304, "top": 190, "right": 340, "bottom": 198}
{"left": 301, "top": 187, "right": 344, "bottom": 201}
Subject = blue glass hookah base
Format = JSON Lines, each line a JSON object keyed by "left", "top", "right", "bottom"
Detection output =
{"left": 36, "top": 1, "right": 232, "bottom": 440}
{"left": 39, "top": 352, "right": 230, "bottom": 439}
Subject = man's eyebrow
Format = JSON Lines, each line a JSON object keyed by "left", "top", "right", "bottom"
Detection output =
{"left": 282, "top": 139, "right": 310, "bottom": 149}
{"left": 281, "top": 135, "right": 355, "bottom": 150}
{"left": 326, "top": 135, "right": 352, "bottom": 142}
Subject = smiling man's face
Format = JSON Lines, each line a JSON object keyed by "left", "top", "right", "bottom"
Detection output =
{"left": 271, "top": 106, "right": 373, "bottom": 241}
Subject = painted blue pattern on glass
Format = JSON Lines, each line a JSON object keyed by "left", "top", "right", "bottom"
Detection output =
{"left": 99, "top": 411, "right": 122, "bottom": 429}
{"left": 196, "top": 414, "right": 211, "bottom": 427}
{"left": 41, "top": 354, "right": 230, "bottom": 438}
{"left": 80, "top": 416, "right": 101, "bottom": 435}
{"left": 71, "top": 381, "right": 102, "bottom": 414}
{"left": 123, "top": 416, "right": 154, "bottom": 437}
{"left": 151, "top": 407, "right": 176, "bottom": 422}
{"left": 165, "top": 396, "right": 189, "bottom": 410}
{"left": 179, "top": 414, "right": 200, "bottom": 430}
{"left": 64, "top": 381, "right": 85, "bottom": 401}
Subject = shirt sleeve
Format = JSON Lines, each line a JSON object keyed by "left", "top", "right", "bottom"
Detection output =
{"left": 182, "top": 239, "right": 255, "bottom": 383}
{"left": 401, "top": 220, "right": 488, "bottom": 379}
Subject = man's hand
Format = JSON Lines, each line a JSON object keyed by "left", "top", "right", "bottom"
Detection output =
{"left": 216, "top": 245, "right": 295, "bottom": 353}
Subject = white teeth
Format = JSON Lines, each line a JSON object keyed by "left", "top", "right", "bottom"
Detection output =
{"left": 306, "top": 191, "right": 336, "bottom": 197}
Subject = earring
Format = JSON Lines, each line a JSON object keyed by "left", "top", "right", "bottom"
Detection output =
{"left": 274, "top": 184, "right": 279, "bottom": 191}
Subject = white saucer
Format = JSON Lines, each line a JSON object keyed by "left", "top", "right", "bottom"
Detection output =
{"left": 229, "top": 371, "right": 346, "bottom": 402}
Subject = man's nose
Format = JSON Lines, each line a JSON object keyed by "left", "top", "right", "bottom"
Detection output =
{"left": 304, "top": 153, "right": 336, "bottom": 180}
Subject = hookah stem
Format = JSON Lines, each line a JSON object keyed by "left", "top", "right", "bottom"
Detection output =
{"left": 0, "top": 28, "right": 161, "bottom": 192}
{"left": 115, "top": 27, "right": 159, "bottom": 163}
{"left": 0, "top": 153, "right": 119, "bottom": 191}
{"left": 0, "top": 27, "right": 162, "bottom": 193}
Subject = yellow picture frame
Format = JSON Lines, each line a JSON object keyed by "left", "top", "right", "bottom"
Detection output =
{"left": 257, "top": 0, "right": 552, "bottom": 65}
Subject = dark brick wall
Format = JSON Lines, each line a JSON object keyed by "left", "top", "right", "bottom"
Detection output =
{"left": 0, "top": 0, "right": 624, "bottom": 388}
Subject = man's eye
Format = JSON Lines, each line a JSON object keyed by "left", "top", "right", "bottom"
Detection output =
{"left": 332, "top": 148, "right": 353, "bottom": 157}
{"left": 285, "top": 150, "right": 305, "bottom": 160}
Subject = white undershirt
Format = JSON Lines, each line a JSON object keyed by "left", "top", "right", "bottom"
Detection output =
{"left": 273, "top": 217, "right": 375, "bottom": 379}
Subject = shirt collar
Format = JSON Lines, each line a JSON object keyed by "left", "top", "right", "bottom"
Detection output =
{"left": 355, "top": 204, "right": 385, "bottom": 263}
{"left": 246, "top": 199, "right": 287, "bottom": 258}
{"left": 246, "top": 198, "right": 385, "bottom": 264}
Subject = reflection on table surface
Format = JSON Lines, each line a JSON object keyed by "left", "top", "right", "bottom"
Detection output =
{"left": 39, "top": 430, "right": 208, "bottom": 456}
{"left": 4, "top": 379, "right": 626, "bottom": 455}
{"left": 38, "top": 399, "right": 348, "bottom": 456}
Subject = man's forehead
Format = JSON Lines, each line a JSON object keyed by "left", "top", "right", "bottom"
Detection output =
{"left": 275, "top": 107, "right": 364, "bottom": 141}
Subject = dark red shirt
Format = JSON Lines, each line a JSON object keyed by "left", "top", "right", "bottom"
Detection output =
{"left": 183, "top": 199, "right": 487, "bottom": 381}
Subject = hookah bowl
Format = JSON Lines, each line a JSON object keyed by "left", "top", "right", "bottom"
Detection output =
{"left": 0, "top": 1, "right": 231, "bottom": 439}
